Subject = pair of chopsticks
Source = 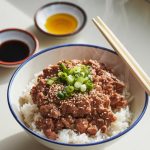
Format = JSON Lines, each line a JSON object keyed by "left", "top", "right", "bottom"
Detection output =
{"left": 92, "top": 16, "right": 150, "bottom": 95}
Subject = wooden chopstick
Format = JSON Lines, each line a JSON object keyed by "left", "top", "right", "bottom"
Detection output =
{"left": 92, "top": 16, "right": 150, "bottom": 95}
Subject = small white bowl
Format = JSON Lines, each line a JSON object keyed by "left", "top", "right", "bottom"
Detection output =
{"left": 0, "top": 28, "right": 39, "bottom": 68}
{"left": 34, "top": 2, "right": 87, "bottom": 37}
{"left": 7, "top": 44, "right": 148, "bottom": 150}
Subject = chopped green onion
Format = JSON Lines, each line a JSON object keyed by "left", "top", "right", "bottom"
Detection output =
{"left": 74, "top": 81, "right": 82, "bottom": 89}
{"left": 76, "top": 77, "right": 85, "bottom": 83}
{"left": 80, "top": 84, "right": 87, "bottom": 92}
{"left": 68, "top": 68, "right": 73, "bottom": 75}
{"left": 67, "top": 75, "right": 74, "bottom": 84}
{"left": 86, "top": 81, "right": 94, "bottom": 91}
{"left": 47, "top": 79, "right": 54, "bottom": 85}
{"left": 57, "top": 91, "right": 65, "bottom": 99}
{"left": 63, "top": 91, "right": 71, "bottom": 98}
{"left": 82, "top": 65, "right": 90, "bottom": 75}
{"left": 56, "top": 63, "right": 93, "bottom": 99}
{"left": 88, "top": 75, "right": 92, "bottom": 80}
{"left": 58, "top": 72, "right": 67, "bottom": 80}
{"left": 83, "top": 77, "right": 89, "bottom": 83}
{"left": 80, "top": 72, "right": 85, "bottom": 77}
{"left": 74, "top": 73, "right": 80, "bottom": 78}
{"left": 51, "top": 77, "right": 58, "bottom": 81}
{"left": 77, "top": 77, "right": 89, "bottom": 83}
{"left": 62, "top": 72, "right": 67, "bottom": 79}
{"left": 65, "top": 86, "right": 74, "bottom": 93}
{"left": 73, "top": 66, "right": 81, "bottom": 73}
{"left": 58, "top": 71, "right": 63, "bottom": 77}
{"left": 59, "top": 63, "right": 67, "bottom": 72}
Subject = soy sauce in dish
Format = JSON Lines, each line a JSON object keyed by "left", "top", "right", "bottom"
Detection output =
{"left": 0, "top": 40, "right": 30, "bottom": 62}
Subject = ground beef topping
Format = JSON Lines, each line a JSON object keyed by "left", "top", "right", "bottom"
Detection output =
{"left": 30, "top": 60, "right": 127, "bottom": 140}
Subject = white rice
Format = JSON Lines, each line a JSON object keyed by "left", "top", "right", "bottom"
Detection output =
{"left": 19, "top": 74, "right": 132, "bottom": 144}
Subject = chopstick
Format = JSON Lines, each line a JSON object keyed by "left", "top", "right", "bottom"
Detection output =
{"left": 92, "top": 16, "right": 150, "bottom": 95}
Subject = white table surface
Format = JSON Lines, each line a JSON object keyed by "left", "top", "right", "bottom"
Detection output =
{"left": 0, "top": 0, "right": 150, "bottom": 150}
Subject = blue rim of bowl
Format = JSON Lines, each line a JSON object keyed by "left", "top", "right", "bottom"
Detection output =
{"left": 34, "top": 2, "right": 87, "bottom": 37}
{"left": 7, "top": 44, "right": 149, "bottom": 147}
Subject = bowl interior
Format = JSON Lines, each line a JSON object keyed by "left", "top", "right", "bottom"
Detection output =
{"left": 8, "top": 45, "right": 147, "bottom": 145}
{"left": 0, "top": 30, "right": 36, "bottom": 53}
{"left": 35, "top": 3, "right": 86, "bottom": 34}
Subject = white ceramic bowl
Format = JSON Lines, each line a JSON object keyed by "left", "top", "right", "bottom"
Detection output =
{"left": 34, "top": 2, "right": 87, "bottom": 37}
{"left": 0, "top": 28, "right": 39, "bottom": 68}
{"left": 7, "top": 44, "right": 148, "bottom": 150}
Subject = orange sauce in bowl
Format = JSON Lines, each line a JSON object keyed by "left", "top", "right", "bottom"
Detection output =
{"left": 45, "top": 13, "right": 78, "bottom": 35}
